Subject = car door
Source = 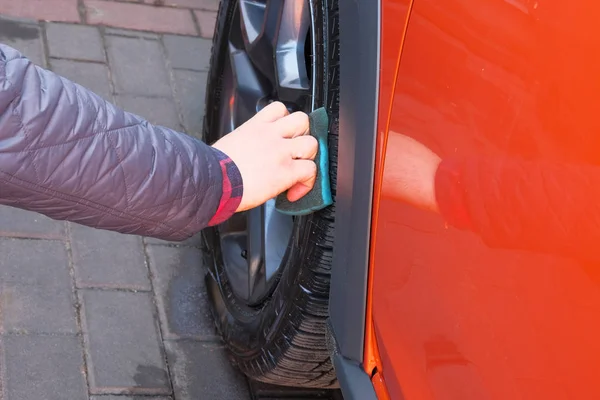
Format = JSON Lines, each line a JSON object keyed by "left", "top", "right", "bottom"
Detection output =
{"left": 369, "top": 0, "right": 600, "bottom": 398}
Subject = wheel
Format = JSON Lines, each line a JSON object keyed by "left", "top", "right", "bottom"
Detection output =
{"left": 201, "top": 0, "right": 339, "bottom": 389}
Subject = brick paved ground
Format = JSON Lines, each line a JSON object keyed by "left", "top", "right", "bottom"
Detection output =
{"left": 0, "top": 1, "right": 254, "bottom": 398}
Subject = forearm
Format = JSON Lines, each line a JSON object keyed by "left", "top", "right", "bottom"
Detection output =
{"left": 436, "top": 156, "right": 600, "bottom": 262}
{"left": 0, "top": 44, "right": 241, "bottom": 241}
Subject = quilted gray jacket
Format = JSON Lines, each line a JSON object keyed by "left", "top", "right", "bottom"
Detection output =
{"left": 0, "top": 44, "right": 241, "bottom": 241}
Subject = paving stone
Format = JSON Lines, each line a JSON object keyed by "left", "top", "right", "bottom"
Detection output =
{"left": 165, "top": 340, "right": 250, "bottom": 400}
{"left": 174, "top": 69, "right": 208, "bottom": 137}
{"left": 147, "top": 245, "right": 217, "bottom": 340}
{"left": 0, "top": 238, "right": 75, "bottom": 334}
{"left": 105, "top": 27, "right": 159, "bottom": 40}
{"left": 0, "top": 0, "right": 80, "bottom": 23}
{"left": 70, "top": 223, "right": 150, "bottom": 290}
{"left": 163, "top": 35, "right": 211, "bottom": 71}
{"left": 0, "top": 206, "right": 65, "bottom": 239}
{"left": 46, "top": 23, "right": 105, "bottom": 61}
{"left": 194, "top": 10, "right": 217, "bottom": 39}
{"left": 0, "top": 238, "right": 71, "bottom": 288}
{"left": 86, "top": 0, "right": 197, "bottom": 36}
{"left": 50, "top": 58, "right": 112, "bottom": 101}
{"left": 0, "top": 17, "right": 45, "bottom": 66}
{"left": 116, "top": 95, "right": 182, "bottom": 131}
{"left": 3, "top": 335, "right": 87, "bottom": 400}
{"left": 80, "top": 290, "right": 170, "bottom": 395}
{"left": 1, "top": 284, "right": 77, "bottom": 334}
{"left": 106, "top": 35, "right": 172, "bottom": 96}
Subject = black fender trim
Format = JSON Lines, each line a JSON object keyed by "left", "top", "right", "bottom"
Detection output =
{"left": 328, "top": 0, "right": 381, "bottom": 396}
{"left": 330, "top": 0, "right": 380, "bottom": 362}
{"left": 333, "top": 355, "right": 378, "bottom": 400}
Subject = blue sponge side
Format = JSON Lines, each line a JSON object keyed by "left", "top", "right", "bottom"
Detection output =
{"left": 274, "top": 107, "right": 332, "bottom": 216}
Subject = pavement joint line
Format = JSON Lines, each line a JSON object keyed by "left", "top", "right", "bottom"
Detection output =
{"left": 40, "top": 21, "right": 51, "bottom": 69}
{"left": 49, "top": 56, "right": 107, "bottom": 65}
{"left": 158, "top": 34, "right": 189, "bottom": 136}
{"left": 170, "top": 65, "right": 210, "bottom": 74}
{"left": 2, "top": 331, "right": 81, "bottom": 337}
{"left": 74, "top": 283, "right": 152, "bottom": 292}
{"left": 141, "top": 229, "right": 177, "bottom": 397}
{"left": 143, "top": 239, "right": 201, "bottom": 249}
{"left": 95, "top": 0, "right": 219, "bottom": 12}
{"left": 189, "top": 7, "right": 202, "bottom": 38}
{"left": 0, "top": 335, "right": 5, "bottom": 400}
{"left": 64, "top": 222, "right": 93, "bottom": 394}
{"left": 105, "top": 33, "right": 160, "bottom": 41}
{"left": 0, "top": 235, "right": 64, "bottom": 242}
{"left": 99, "top": 26, "right": 117, "bottom": 103}
{"left": 72, "top": 285, "right": 153, "bottom": 293}
{"left": 78, "top": 0, "right": 88, "bottom": 24}
{"left": 163, "top": 336, "right": 224, "bottom": 345}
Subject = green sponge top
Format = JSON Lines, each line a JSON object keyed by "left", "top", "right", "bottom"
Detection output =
{"left": 274, "top": 107, "right": 333, "bottom": 216}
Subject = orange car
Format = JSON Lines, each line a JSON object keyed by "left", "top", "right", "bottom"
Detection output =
{"left": 202, "top": 0, "right": 600, "bottom": 398}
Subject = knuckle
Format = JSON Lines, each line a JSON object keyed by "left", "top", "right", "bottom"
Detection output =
{"left": 271, "top": 101, "right": 287, "bottom": 113}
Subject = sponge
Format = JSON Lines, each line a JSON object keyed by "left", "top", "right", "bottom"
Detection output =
{"left": 275, "top": 107, "right": 333, "bottom": 215}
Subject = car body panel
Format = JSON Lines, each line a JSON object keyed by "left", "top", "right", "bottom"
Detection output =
{"left": 369, "top": 0, "right": 600, "bottom": 399}
{"left": 364, "top": 0, "right": 414, "bottom": 394}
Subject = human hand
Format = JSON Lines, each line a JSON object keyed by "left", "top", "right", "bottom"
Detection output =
{"left": 383, "top": 133, "right": 442, "bottom": 213}
{"left": 212, "top": 102, "right": 318, "bottom": 212}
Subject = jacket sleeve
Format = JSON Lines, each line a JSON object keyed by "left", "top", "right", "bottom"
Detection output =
{"left": 0, "top": 44, "right": 242, "bottom": 241}
{"left": 435, "top": 155, "right": 600, "bottom": 262}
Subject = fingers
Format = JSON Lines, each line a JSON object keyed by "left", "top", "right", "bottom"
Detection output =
{"left": 273, "top": 111, "right": 310, "bottom": 138}
{"left": 287, "top": 160, "right": 317, "bottom": 202}
{"left": 289, "top": 135, "right": 318, "bottom": 160}
{"left": 252, "top": 101, "right": 289, "bottom": 123}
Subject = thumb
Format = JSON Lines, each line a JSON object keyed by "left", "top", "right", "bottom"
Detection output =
{"left": 286, "top": 160, "right": 317, "bottom": 202}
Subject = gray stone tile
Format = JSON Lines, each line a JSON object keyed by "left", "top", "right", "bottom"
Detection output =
{"left": 106, "top": 36, "right": 172, "bottom": 96}
{"left": 174, "top": 69, "right": 208, "bottom": 137}
{"left": 46, "top": 23, "right": 105, "bottom": 61}
{"left": 0, "top": 238, "right": 71, "bottom": 288}
{"left": 80, "top": 290, "right": 170, "bottom": 395}
{"left": 144, "top": 232, "right": 202, "bottom": 247}
{"left": 50, "top": 58, "right": 112, "bottom": 101}
{"left": 116, "top": 95, "right": 182, "bottom": 131}
{"left": 0, "top": 206, "right": 65, "bottom": 239}
{"left": 0, "top": 17, "right": 45, "bottom": 66}
{"left": 163, "top": 35, "right": 211, "bottom": 71}
{"left": 70, "top": 223, "right": 151, "bottom": 290}
{"left": 165, "top": 340, "right": 250, "bottom": 400}
{"left": 1, "top": 284, "right": 77, "bottom": 334}
{"left": 0, "top": 238, "right": 75, "bottom": 334}
{"left": 3, "top": 335, "right": 87, "bottom": 400}
{"left": 104, "top": 27, "right": 159, "bottom": 40}
{"left": 147, "top": 245, "right": 217, "bottom": 340}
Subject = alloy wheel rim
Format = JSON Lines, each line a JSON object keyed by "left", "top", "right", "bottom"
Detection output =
{"left": 216, "top": 0, "right": 317, "bottom": 306}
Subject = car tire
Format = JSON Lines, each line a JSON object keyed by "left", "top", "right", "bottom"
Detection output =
{"left": 201, "top": 0, "right": 340, "bottom": 389}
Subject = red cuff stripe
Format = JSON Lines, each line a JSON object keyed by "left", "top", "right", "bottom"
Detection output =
{"left": 208, "top": 155, "right": 243, "bottom": 226}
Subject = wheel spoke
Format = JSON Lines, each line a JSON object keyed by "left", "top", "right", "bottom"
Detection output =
{"left": 246, "top": 205, "right": 266, "bottom": 300}
{"left": 228, "top": 43, "right": 271, "bottom": 127}
{"left": 239, "top": 0, "right": 283, "bottom": 84}
{"left": 274, "top": 0, "right": 311, "bottom": 104}
{"left": 263, "top": 199, "right": 293, "bottom": 280}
